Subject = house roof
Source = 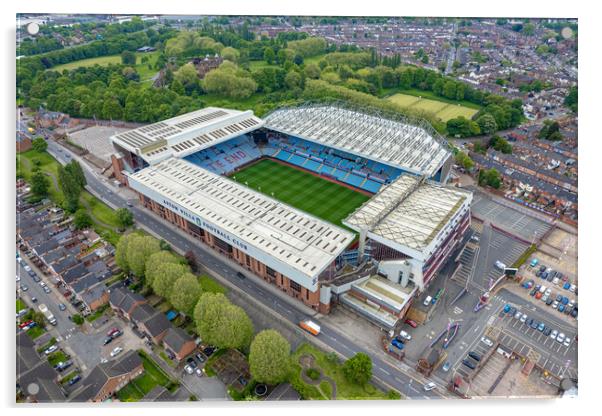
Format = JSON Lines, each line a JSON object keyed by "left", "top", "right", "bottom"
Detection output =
{"left": 141, "top": 385, "right": 173, "bottom": 402}
{"left": 70, "top": 350, "right": 142, "bottom": 402}
{"left": 162, "top": 327, "right": 194, "bottom": 353}
{"left": 130, "top": 303, "right": 156, "bottom": 323}
{"left": 62, "top": 263, "right": 88, "bottom": 284}
{"left": 80, "top": 283, "right": 109, "bottom": 305}
{"left": 109, "top": 286, "right": 146, "bottom": 313}
{"left": 142, "top": 311, "right": 171, "bottom": 337}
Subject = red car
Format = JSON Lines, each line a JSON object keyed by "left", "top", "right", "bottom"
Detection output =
{"left": 18, "top": 320, "right": 33, "bottom": 329}
{"left": 405, "top": 319, "right": 418, "bottom": 328}
{"left": 535, "top": 292, "right": 543, "bottom": 300}
{"left": 107, "top": 327, "right": 120, "bottom": 337}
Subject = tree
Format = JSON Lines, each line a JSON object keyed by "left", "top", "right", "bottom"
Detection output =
{"left": 202, "top": 63, "right": 257, "bottom": 99}
{"left": 489, "top": 135, "right": 512, "bottom": 154}
{"left": 72, "top": 314, "right": 84, "bottom": 325}
{"left": 115, "top": 208, "right": 134, "bottom": 228}
{"left": 184, "top": 250, "right": 199, "bottom": 273}
{"left": 193, "top": 293, "right": 254, "bottom": 349}
{"left": 31, "top": 137, "right": 47, "bottom": 152}
{"left": 73, "top": 209, "right": 92, "bottom": 229}
{"left": 476, "top": 113, "right": 498, "bottom": 135}
{"left": 121, "top": 50, "right": 137, "bottom": 65}
{"left": 538, "top": 119, "right": 561, "bottom": 140}
{"left": 263, "top": 47, "right": 275, "bottom": 64}
{"left": 30, "top": 171, "right": 49, "bottom": 199}
{"left": 126, "top": 235, "right": 161, "bottom": 277}
{"left": 221, "top": 46, "right": 240, "bottom": 63}
{"left": 479, "top": 168, "right": 502, "bottom": 189}
{"left": 170, "top": 79, "right": 185, "bottom": 95}
{"left": 249, "top": 330, "right": 291, "bottom": 384}
{"left": 152, "top": 262, "right": 189, "bottom": 298}
{"left": 342, "top": 352, "right": 372, "bottom": 386}
{"left": 58, "top": 165, "right": 80, "bottom": 212}
{"left": 115, "top": 233, "right": 135, "bottom": 274}
{"left": 145, "top": 250, "right": 180, "bottom": 287}
{"left": 446, "top": 116, "right": 480, "bottom": 137}
{"left": 564, "top": 86, "right": 577, "bottom": 113}
{"left": 170, "top": 273, "right": 202, "bottom": 315}
{"left": 455, "top": 151, "right": 474, "bottom": 170}
{"left": 284, "top": 70, "right": 303, "bottom": 90}
{"left": 174, "top": 62, "right": 199, "bottom": 90}
{"left": 65, "top": 160, "right": 86, "bottom": 189}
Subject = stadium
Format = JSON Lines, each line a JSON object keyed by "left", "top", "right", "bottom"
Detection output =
{"left": 110, "top": 104, "right": 472, "bottom": 331}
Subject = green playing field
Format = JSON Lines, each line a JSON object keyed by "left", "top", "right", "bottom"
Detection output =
{"left": 229, "top": 159, "right": 370, "bottom": 229}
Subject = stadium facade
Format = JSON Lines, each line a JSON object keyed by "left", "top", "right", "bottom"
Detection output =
{"left": 111, "top": 105, "right": 471, "bottom": 327}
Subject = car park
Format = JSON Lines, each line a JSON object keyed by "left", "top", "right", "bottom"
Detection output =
{"left": 424, "top": 382, "right": 437, "bottom": 391}
{"left": 462, "top": 359, "right": 477, "bottom": 370}
{"left": 468, "top": 351, "right": 481, "bottom": 362}
{"left": 481, "top": 337, "right": 494, "bottom": 347}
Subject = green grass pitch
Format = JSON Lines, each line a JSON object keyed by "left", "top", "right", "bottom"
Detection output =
{"left": 229, "top": 159, "right": 370, "bottom": 229}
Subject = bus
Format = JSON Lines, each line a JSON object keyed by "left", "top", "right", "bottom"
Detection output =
{"left": 299, "top": 319, "right": 320, "bottom": 336}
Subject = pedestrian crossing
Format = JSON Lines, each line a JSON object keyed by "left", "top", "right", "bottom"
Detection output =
{"left": 452, "top": 244, "right": 479, "bottom": 287}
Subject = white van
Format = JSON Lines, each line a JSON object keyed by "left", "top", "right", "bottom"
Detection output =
{"left": 423, "top": 296, "right": 433, "bottom": 306}
{"left": 539, "top": 285, "right": 547, "bottom": 294}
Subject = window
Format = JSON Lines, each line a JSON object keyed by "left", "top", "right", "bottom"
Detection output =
{"left": 290, "top": 281, "right": 301, "bottom": 292}
{"left": 245, "top": 254, "right": 251, "bottom": 267}
{"left": 266, "top": 266, "right": 276, "bottom": 277}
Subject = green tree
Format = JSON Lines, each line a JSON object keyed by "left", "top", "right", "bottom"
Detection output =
{"left": 170, "top": 79, "right": 185, "bottom": 95}
{"left": 121, "top": 50, "right": 137, "bottom": 65}
{"left": 221, "top": 47, "right": 240, "bottom": 63}
{"left": 73, "top": 209, "right": 92, "bottom": 229}
{"left": 169, "top": 272, "right": 201, "bottom": 315}
{"left": 152, "top": 262, "right": 189, "bottom": 299}
{"left": 342, "top": 352, "right": 372, "bottom": 386}
{"left": 58, "top": 165, "right": 80, "bottom": 212}
{"left": 115, "top": 233, "right": 135, "bottom": 274}
{"left": 263, "top": 47, "right": 275, "bottom": 64}
{"left": 202, "top": 62, "right": 257, "bottom": 99}
{"left": 31, "top": 137, "right": 47, "bottom": 152}
{"left": 284, "top": 70, "right": 303, "bottom": 90}
{"left": 174, "top": 62, "right": 199, "bottom": 90}
{"left": 455, "top": 151, "right": 475, "bottom": 170}
{"left": 249, "top": 330, "right": 291, "bottom": 385}
{"left": 193, "top": 292, "right": 254, "bottom": 349}
{"left": 145, "top": 250, "right": 180, "bottom": 287}
{"left": 72, "top": 314, "right": 84, "bottom": 325}
{"left": 115, "top": 207, "right": 134, "bottom": 228}
{"left": 126, "top": 235, "right": 161, "bottom": 277}
{"left": 564, "top": 86, "right": 577, "bottom": 113}
{"left": 65, "top": 160, "right": 86, "bottom": 189}
{"left": 479, "top": 168, "right": 502, "bottom": 189}
{"left": 476, "top": 113, "right": 498, "bottom": 135}
{"left": 30, "top": 171, "right": 49, "bottom": 199}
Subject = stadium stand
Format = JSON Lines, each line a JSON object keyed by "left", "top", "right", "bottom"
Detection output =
{"left": 184, "top": 134, "right": 261, "bottom": 175}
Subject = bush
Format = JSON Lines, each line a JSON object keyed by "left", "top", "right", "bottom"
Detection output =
{"left": 306, "top": 367, "right": 320, "bottom": 381}
{"left": 72, "top": 314, "right": 84, "bottom": 325}
{"left": 387, "top": 389, "right": 401, "bottom": 400}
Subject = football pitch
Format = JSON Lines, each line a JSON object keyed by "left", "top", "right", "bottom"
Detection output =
{"left": 229, "top": 159, "right": 370, "bottom": 229}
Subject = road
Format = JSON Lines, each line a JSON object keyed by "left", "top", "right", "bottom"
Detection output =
{"left": 42, "top": 139, "right": 447, "bottom": 399}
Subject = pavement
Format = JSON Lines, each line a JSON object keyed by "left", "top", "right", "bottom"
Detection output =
{"left": 43, "top": 136, "right": 449, "bottom": 400}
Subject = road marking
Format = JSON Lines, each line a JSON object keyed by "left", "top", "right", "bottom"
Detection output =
{"left": 381, "top": 368, "right": 391, "bottom": 376}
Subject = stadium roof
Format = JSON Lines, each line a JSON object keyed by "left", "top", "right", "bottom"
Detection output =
{"left": 111, "top": 107, "right": 264, "bottom": 165}
{"left": 344, "top": 174, "right": 471, "bottom": 255}
{"left": 128, "top": 158, "right": 354, "bottom": 289}
{"left": 264, "top": 105, "right": 451, "bottom": 177}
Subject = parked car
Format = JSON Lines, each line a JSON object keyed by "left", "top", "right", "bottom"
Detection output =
{"left": 30, "top": 296, "right": 37, "bottom": 303}
{"left": 58, "top": 303, "right": 66, "bottom": 311}
{"left": 543, "top": 327, "right": 552, "bottom": 336}
{"left": 523, "top": 280, "right": 534, "bottom": 289}
{"left": 468, "top": 351, "right": 481, "bottom": 362}
{"left": 544, "top": 288, "right": 552, "bottom": 297}
{"left": 184, "top": 365, "right": 194, "bottom": 375}
{"left": 552, "top": 277, "right": 560, "bottom": 286}
{"left": 569, "top": 284, "right": 577, "bottom": 293}
{"left": 203, "top": 346, "right": 216, "bottom": 356}
{"left": 43, "top": 286, "right": 51, "bottom": 294}
{"left": 195, "top": 353, "right": 206, "bottom": 363}
{"left": 514, "top": 311, "right": 522, "bottom": 320}
{"left": 391, "top": 338, "right": 404, "bottom": 349}
{"left": 563, "top": 282, "right": 571, "bottom": 290}
{"left": 558, "top": 304, "right": 565, "bottom": 313}
{"left": 111, "top": 330, "right": 123, "bottom": 339}
{"left": 509, "top": 307, "right": 517, "bottom": 316}
{"left": 398, "top": 330, "right": 412, "bottom": 341}
{"left": 405, "top": 319, "right": 418, "bottom": 328}
{"left": 529, "top": 288, "right": 537, "bottom": 297}
{"left": 107, "top": 327, "right": 120, "bottom": 337}
{"left": 503, "top": 304, "right": 511, "bottom": 313}
{"left": 550, "top": 329, "right": 558, "bottom": 339}
{"left": 529, "top": 258, "right": 539, "bottom": 267}
{"left": 494, "top": 260, "right": 506, "bottom": 270}
{"left": 424, "top": 382, "right": 437, "bottom": 391}
{"left": 534, "top": 292, "right": 542, "bottom": 300}
{"left": 556, "top": 294, "right": 563, "bottom": 302}
{"left": 110, "top": 347, "right": 123, "bottom": 357}
{"left": 541, "top": 272, "right": 548, "bottom": 280}
{"left": 561, "top": 296, "right": 569, "bottom": 305}
{"left": 481, "top": 337, "right": 494, "bottom": 347}
{"left": 556, "top": 333, "right": 566, "bottom": 343}
{"left": 44, "top": 345, "right": 58, "bottom": 355}
{"left": 526, "top": 318, "right": 534, "bottom": 327}
{"left": 545, "top": 298, "right": 554, "bottom": 306}
{"left": 535, "top": 270, "right": 542, "bottom": 278}
{"left": 236, "top": 272, "right": 246, "bottom": 280}
{"left": 539, "top": 265, "right": 546, "bottom": 272}
{"left": 520, "top": 314, "right": 528, "bottom": 323}
{"left": 68, "top": 375, "right": 82, "bottom": 386}
{"left": 541, "top": 294, "right": 549, "bottom": 303}
{"left": 20, "top": 284, "right": 28, "bottom": 292}
{"left": 195, "top": 368, "right": 203, "bottom": 377}
{"left": 563, "top": 337, "right": 571, "bottom": 347}
{"left": 442, "top": 361, "right": 451, "bottom": 372}
{"left": 462, "top": 359, "right": 477, "bottom": 370}
{"left": 552, "top": 301, "right": 559, "bottom": 309}
{"left": 423, "top": 296, "right": 432, "bottom": 306}
{"left": 530, "top": 320, "right": 538, "bottom": 329}
{"left": 537, "top": 322, "right": 545, "bottom": 332}
{"left": 571, "top": 308, "right": 578, "bottom": 318}
{"left": 103, "top": 337, "right": 113, "bottom": 345}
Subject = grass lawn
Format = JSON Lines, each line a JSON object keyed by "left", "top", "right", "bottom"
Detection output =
{"left": 47, "top": 350, "right": 69, "bottom": 366}
{"left": 290, "top": 343, "right": 389, "bottom": 400}
{"left": 25, "top": 326, "right": 45, "bottom": 340}
{"left": 199, "top": 274, "right": 228, "bottom": 294}
{"left": 52, "top": 51, "right": 160, "bottom": 82}
{"left": 16, "top": 298, "right": 27, "bottom": 313}
{"left": 229, "top": 159, "right": 369, "bottom": 230}
{"left": 37, "top": 338, "right": 57, "bottom": 354}
{"left": 60, "top": 370, "right": 80, "bottom": 385}
{"left": 17, "top": 150, "right": 65, "bottom": 204}
{"left": 386, "top": 91, "right": 479, "bottom": 122}
{"left": 85, "top": 305, "right": 108, "bottom": 322}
